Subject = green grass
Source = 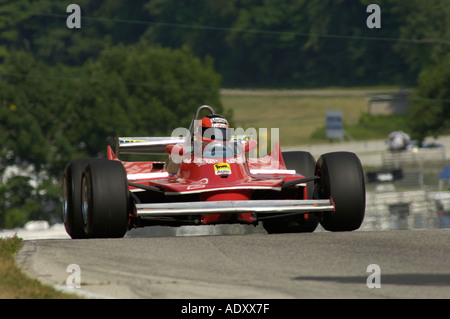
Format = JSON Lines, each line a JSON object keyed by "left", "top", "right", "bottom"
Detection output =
{"left": 221, "top": 88, "right": 407, "bottom": 146}
{"left": 0, "top": 236, "right": 80, "bottom": 299}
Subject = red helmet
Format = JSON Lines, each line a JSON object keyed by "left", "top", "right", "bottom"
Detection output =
{"left": 198, "top": 114, "right": 230, "bottom": 143}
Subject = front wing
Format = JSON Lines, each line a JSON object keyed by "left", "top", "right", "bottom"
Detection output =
{"left": 136, "top": 199, "right": 334, "bottom": 217}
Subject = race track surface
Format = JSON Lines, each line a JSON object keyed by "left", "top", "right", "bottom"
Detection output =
{"left": 16, "top": 228, "right": 450, "bottom": 299}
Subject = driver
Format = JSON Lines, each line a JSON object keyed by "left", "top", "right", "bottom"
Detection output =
{"left": 167, "top": 113, "right": 232, "bottom": 177}
{"left": 191, "top": 114, "right": 234, "bottom": 159}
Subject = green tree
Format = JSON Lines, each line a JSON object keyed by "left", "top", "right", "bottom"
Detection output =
{"left": 142, "top": 0, "right": 414, "bottom": 87}
{"left": 78, "top": 41, "right": 224, "bottom": 141}
{"left": 0, "top": 42, "right": 223, "bottom": 228}
{"left": 142, "top": 0, "right": 239, "bottom": 86}
{"left": 408, "top": 54, "right": 450, "bottom": 143}
{"left": 388, "top": 0, "right": 450, "bottom": 76}
{"left": 1, "top": 0, "right": 443, "bottom": 88}
{"left": 0, "top": 0, "right": 151, "bottom": 67}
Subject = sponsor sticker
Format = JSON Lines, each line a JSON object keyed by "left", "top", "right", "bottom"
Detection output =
{"left": 119, "top": 139, "right": 149, "bottom": 144}
{"left": 214, "top": 163, "right": 231, "bottom": 175}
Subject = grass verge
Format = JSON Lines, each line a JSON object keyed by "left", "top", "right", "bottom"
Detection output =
{"left": 0, "top": 236, "right": 80, "bottom": 299}
{"left": 221, "top": 88, "right": 408, "bottom": 146}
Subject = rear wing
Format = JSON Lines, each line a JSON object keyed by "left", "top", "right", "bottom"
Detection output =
{"left": 115, "top": 135, "right": 255, "bottom": 155}
{"left": 116, "top": 137, "right": 185, "bottom": 155}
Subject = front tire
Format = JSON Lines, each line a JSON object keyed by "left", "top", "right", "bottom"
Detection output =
{"left": 82, "top": 159, "right": 129, "bottom": 238}
{"left": 315, "top": 152, "right": 365, "bottom": 231}
{"left": 63, "top": 159, "right": 93, "bottom": 239}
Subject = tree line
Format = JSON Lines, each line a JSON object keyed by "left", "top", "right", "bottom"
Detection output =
{"left": 1, "top": 1, "right": 448, "bottom": 87}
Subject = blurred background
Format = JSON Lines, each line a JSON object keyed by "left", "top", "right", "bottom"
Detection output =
{"left": 0, "top": 0, "right": 449, "bottom": 232}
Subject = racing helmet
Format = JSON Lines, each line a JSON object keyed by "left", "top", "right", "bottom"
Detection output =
{"left": 198, "top": 114, "right": 230, "bottom": 143}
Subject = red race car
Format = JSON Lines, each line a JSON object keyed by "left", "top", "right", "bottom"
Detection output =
{"left": 63, "top": 105, "right": 365, "bottom": 238}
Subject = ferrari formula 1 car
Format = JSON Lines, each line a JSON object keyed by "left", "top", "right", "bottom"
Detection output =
{"left": 62, "top": 105, "right": 365, "bottom": 238}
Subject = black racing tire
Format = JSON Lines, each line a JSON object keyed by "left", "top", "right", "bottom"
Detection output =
{"left": 63, "top": 159, "right": 93, "bottom": 239}
{"left": 263, "top": 151, "right": 319, "bottom": 234}
{"left": 315, "top": 152, "right": 366, "bottom": 232}
{"left": 82, "top": 159, "right": 129, "bottom": 238}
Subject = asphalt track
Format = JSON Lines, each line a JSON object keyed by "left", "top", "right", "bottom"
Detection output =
{"left": 16, "top": 227, "right": 450, "bottom": 299}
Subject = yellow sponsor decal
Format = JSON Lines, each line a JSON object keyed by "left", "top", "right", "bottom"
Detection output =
{"left": 231, "top": 135, "right": 254, "bottom": 142}
{"left": 119, "top": 139, "right": 148, "bottom": 144}
{"left": 214, "top": 163, "right": 232, "bottom": 175}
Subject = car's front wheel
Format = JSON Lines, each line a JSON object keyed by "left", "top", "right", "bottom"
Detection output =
{"left": 63, "top": 159, "right": 93, "bottom": 239}
{"left": 82, "top": 159, "right": 129, "bottom": 238}
{"left": 315, "top": 152, "right": 366, "bottom": 231}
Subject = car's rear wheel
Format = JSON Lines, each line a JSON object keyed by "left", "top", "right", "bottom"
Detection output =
{"left": 263, "top": 151, "right": 319, "bottom": 234}
{"left": 82, "top": 159, "right": 129, "bottom": 238}
{"left": 315, "top": 152, "right": 365, "bottom": 231}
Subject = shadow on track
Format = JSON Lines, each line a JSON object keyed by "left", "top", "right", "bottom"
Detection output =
{"left": 293, "top": 273, "right": 450, "bottom": 286}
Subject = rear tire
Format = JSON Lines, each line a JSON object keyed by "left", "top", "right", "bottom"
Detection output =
{"left": 263, "top": 151, "right": 319, "bottom": 233}
{"left": 315, "top": 152, "right": 365, "bottom": 231}
{"left": 82, "top": 159, "right": 129, "bottom": 238}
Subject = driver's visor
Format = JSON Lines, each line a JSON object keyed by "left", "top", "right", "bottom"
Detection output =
{"left": 202, "top": 127, "right": 231, "bottom": 141}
